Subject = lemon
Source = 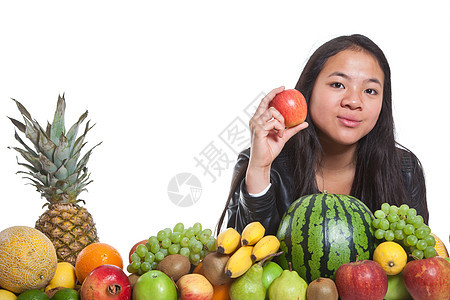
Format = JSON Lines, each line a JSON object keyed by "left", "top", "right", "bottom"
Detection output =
{"left": 373, "top": 241, "right": 407, "bottom": 275}
{"left": 0, "top": 289, "right": 17, "bottom": 300}
{"left": 16, "top": 289, "right": 49, "bottom": 300}
{"left": 44, "top": 262, "right": 76, "bottom": 292}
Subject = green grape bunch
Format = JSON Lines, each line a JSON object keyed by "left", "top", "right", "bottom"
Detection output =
{"left": 372, "top": 203, "right": 437, "bottom": 260}
{"left": 127, "top": 222, "right": 217, "bottom": 275}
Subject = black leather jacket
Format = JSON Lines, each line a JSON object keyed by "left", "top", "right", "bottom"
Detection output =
{"left": 226, "top": 148, "right": 428, "bottom": 235}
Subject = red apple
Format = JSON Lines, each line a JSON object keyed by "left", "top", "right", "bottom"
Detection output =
{"left": 129, "top": 239, "right": 148, "bottom": 263}
{"left": 403, "top": 256, "right": 450, "bottom": 300}
{"left": 269, "top": 89, "right": 307, "bottom": 128}
{"left": 176, "top": 273, "right": 213, "bottom": 300}
{"left": 335, "top": 260, "right": 388, "bottom": 300}
{"left": 80, "top": 264, "right": 131, "bottom": 299}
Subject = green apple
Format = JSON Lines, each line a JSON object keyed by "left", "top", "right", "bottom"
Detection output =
{"left": 445, "top": 257, "right": 450, "bottom": 264}
{"left": 262, "top": 261, "right": 283, "bottom": 291}
{"left": 133, "top": 270, "right": 177, "bottom": 300}
{"left": 385, "top": 271, "right": 411, "bottom": 300}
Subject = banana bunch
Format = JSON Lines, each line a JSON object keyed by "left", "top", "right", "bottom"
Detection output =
{"left": 221, "top": 221, "right": 281, "bottom": 278}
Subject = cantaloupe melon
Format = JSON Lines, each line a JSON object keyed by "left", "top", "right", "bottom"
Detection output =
{"left": 0, "top": 226, "right": 57, "bottom": 293}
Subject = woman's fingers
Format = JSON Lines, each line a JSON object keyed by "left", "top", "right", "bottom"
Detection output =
{"left": 250, "top": 117, "right": 285, "bottom": 137}
{"left": 253, "top": 86, "right": 285, "bottom": 119}
{"left": 283, "top": 122, "right": 309, "bottom": 140}
{"left": 250, "top": 107, "right": 286, "bottom": 137}
{"left": 258, "top": 106, "right": 285, "bottom": 124}
{"left": 262, "top": 118, "right": 286, "bottom": 135}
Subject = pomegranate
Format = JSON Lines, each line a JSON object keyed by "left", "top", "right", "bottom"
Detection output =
{"left": 80, "top": 264, "right": 131, "bottom": 299}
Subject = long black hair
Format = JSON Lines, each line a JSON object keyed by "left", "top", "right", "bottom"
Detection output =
{"left": 216, "top": 34, "right": 424, "bottom": 233}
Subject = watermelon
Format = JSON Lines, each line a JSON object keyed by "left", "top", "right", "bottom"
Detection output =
{"left": 276, "top": 193, "right": 375, "bottom": 283}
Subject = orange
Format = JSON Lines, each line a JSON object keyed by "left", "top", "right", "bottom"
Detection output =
{"left": 373, "top": 241, "right": 407, "bottom": 275}
{"left": 212, "top": 281, "right": 232, "bottom": 300}
{"left": 431, "top": 233, "right": 449, "bottom": 258}
{"left": 75, "top": 242, "right": 123, "bottom": 283}
{"left": 192, "top": 261, "right": 204, "bottom": 274}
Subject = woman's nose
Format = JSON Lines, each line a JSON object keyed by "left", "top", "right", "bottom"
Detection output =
{"left": 341, "top": 89, "right": 362, "bottom": 110}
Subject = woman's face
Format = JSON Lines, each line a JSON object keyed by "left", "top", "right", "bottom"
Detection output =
{"left": 310, "top": 49, "right": 384, "bottom": 148}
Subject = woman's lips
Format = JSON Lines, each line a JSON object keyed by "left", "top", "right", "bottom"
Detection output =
{"left": 338, "top": 116, "right": 361, "bottom": 127}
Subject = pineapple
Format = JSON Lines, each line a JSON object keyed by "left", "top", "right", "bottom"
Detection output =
{"left": 9, "top": 94, "right": 100, "bottom": 265}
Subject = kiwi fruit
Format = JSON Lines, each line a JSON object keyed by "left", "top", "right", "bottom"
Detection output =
{"left": 45, "top": 287, "right": 65, "bottom": 299}
{"left": 202, "top": 251, "right": 232, "bottom": 286}
{"left": 157, "top": 254, "right": 191, "bottom": 282}
{"left": 306, "top": 277, "right": 338, "bottom": 300}
{"left": 128, "top": 273, "right": 140, "bottom": 290}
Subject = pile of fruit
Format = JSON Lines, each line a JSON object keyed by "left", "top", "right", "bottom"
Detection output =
{"left": 1, "top": 215, "right": 449, "bottom": 299}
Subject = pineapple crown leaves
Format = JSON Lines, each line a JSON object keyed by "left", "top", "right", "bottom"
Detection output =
{"left": 8, "top": 94, "right": 102, "bottom": 205}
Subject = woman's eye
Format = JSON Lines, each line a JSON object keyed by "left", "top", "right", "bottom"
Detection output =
{"left": 331, "top": 82, "right": 344, "bottom": 89}
{"left": 365, "top": 88, "right": 378, "bottom": 95}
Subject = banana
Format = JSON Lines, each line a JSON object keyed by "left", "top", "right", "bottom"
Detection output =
{"left": 225, "top": 245, "right": 254, "bottom": 278}
{"left": 241, "top": 221, "right": 265, "bottom": 246}
{"left": 251, "top": 235, "right": 281, "bottom": 261}
{"left": 216, "top": 227, "right": 241, "bottom": 254}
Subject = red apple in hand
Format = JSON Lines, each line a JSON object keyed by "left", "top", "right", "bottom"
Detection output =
{"left": 177, "top": 273, "right": 213, "bottom": 300}
{"left": 403, "top": 256, "right": 450, "bottom": 300}
{"left": 269, "top": 89, "right": 307, "bottom": 128}
{"left": 335, "top": 260, "right": 388, "bottom": 300}
{"left": 80, "top": 264, "right": 131, "bottom": 299}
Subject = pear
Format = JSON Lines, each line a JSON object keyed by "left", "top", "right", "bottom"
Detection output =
{"left": 268, "top": 264, "right": 308, "bottom": 300}
{"left": 229, "top": 263, "right": 265, "bottom": 300}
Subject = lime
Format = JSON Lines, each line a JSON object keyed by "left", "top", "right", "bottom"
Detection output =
{"left": 51, "top": 288, "right": 80, "bottom": 300}
{"left": 16, "top": 289, "right": 49, "bottom": 300}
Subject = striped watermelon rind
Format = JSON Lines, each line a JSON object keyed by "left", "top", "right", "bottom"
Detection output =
{"left": 276, "top": 193, "right": 375, "bottom": 283}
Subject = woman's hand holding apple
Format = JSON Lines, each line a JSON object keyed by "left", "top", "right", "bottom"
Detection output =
{"left": 246, "top": 86, "right": 308, "bottom": 194}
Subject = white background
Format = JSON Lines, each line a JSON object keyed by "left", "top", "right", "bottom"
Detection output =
{"left": 1, "top": 1, "right": 449, "bottom": 266}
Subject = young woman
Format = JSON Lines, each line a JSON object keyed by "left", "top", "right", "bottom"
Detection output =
{"left": 217, "top": 34, "right": 428, "bottom": 235}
